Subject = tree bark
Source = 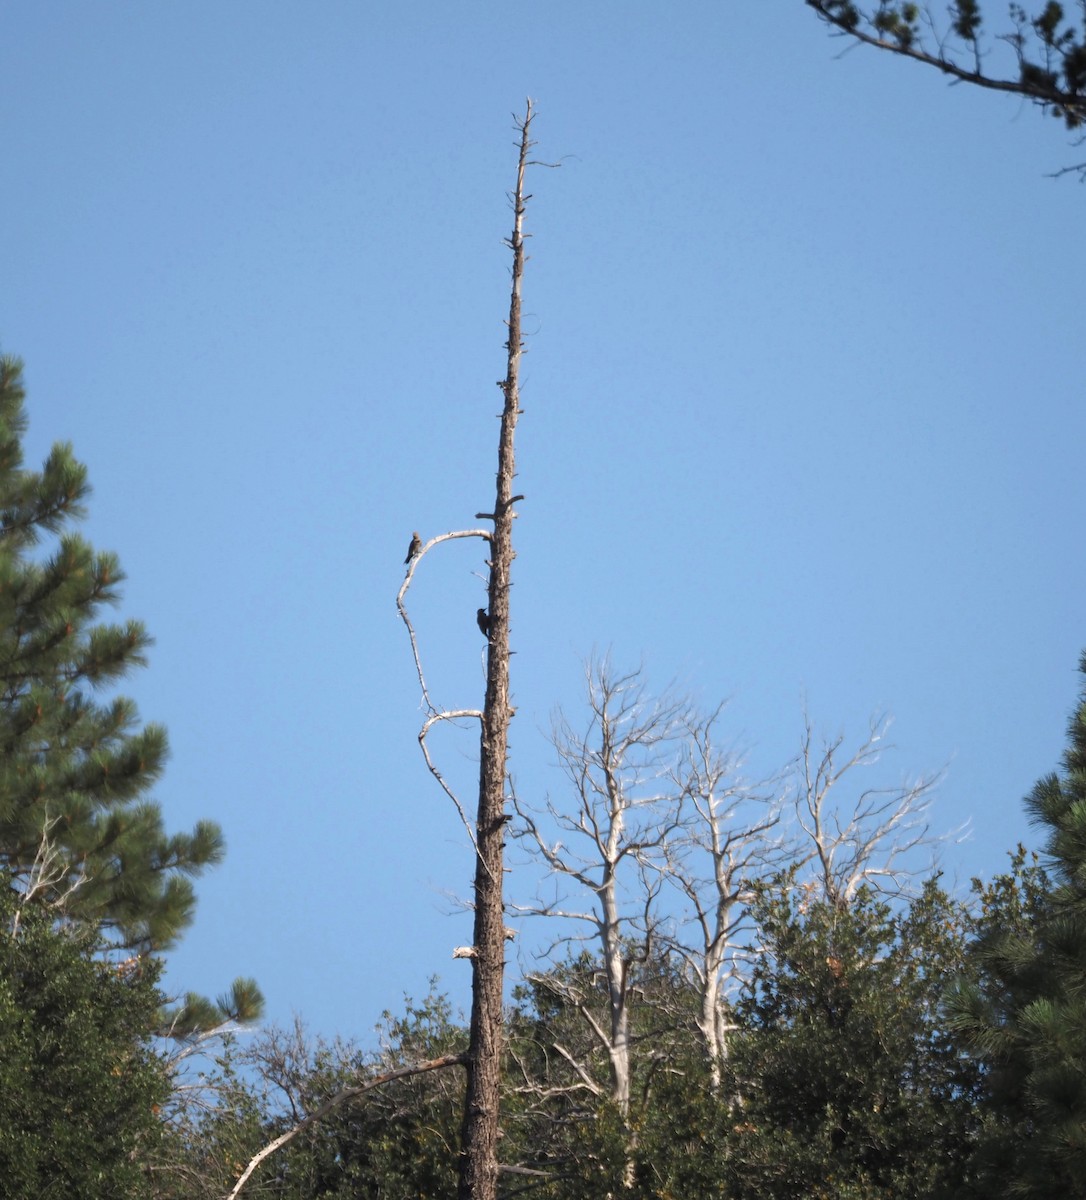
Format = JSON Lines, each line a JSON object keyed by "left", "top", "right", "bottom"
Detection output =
{"left": 457, "top": 102, "right": 534, "bottom": 1200}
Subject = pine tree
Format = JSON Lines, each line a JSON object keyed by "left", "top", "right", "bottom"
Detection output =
{"left": 947, "top": 652, "right": 1086, "bottom": 1197}
{"left": 0, "top": 354, "right": 222, "bottom": 951}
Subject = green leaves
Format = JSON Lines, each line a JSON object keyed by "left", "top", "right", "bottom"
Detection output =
{"left": 0, "top": 882, "right": 169, "bottom": 1198}
{"left": 721, "top": 880, "right": 980, "bottom": 1199}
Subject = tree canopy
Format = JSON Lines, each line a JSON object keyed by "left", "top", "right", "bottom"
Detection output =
{"left": 0, "top": 354, "right": 223, "bottom": 951}
{"left": 0, "top": 879, "right": 169, "bottom": 1199}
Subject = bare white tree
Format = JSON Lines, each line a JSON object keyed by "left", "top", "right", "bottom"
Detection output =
{"left": 512, "top": 658, "right": 693, "bottom": 1120}
{"left": 657, "top": 713, "right": 787, "bottom": 1089}
{"left": 793, "top": 710, "right": 944, "bottom": 909}
{"left": 515, "top": 673, "right": 948, "bottom": 1108}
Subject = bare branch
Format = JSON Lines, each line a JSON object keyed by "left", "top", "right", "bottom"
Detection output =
{"left": 793, "top": 710, "right": 943, "bottom": 907}
{"left": 418, "top": 709, "right": 486, "bottom": 864}
{"left": 6, "top": 813, "right": 93, "bottom": 934}
{"left": 547, "top": 1040, "right": 606, "bottom": 1098}
{"left": 808, "top": 1, "right": 1086, "bottom": 159}
{"left": 225, "top": 1052, "right": 466, "bottom": 1199}
{"left": 397, "top": 530, "right": 494, "bottom": 715}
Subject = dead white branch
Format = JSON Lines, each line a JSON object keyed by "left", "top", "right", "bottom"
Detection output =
{"left": 418, "top": 709, "right": 485, "bottom": 861}
{"left": 397, "top": 529, "right": 493, "bottom": 716}
{"left": 397, "top": 529, "right": 493, "bottom": 867}
{"left": 225, "top": 1052, "right": 466, "bottom": 1199}
{"left": 512, "top": 658, "right": 693, "bottom": 1130}
{"left": 7, "top": 813, "right": 92, "bottom": 935}
{"left": 654, "top": 711, "right": 788, "bottom": 1087}
{"left": 795, "top": 711, "right": 942, "bottom": 908}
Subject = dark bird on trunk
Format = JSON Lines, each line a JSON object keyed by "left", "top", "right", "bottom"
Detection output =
{"left": 404, "top": 532, "right": 422, "bottom": 563}
{"left": 477, "top": 608, "right": 490, "bottom": 638}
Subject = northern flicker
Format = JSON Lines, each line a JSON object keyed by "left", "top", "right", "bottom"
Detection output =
{"left": 404, "top": 531, "right": 422, "bottom": 563}
{"left": 477, "top": 608, "right": 490, "bottom": 638}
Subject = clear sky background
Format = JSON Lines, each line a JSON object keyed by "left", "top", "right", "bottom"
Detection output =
{"left": 2, "top": 2, "right": 1083, "bottom": 1042}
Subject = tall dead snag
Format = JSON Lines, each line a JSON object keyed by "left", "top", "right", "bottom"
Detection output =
{"left": 396, "top": 103, "right": 542, "bottom": 1200}
{"left": 458, "top": 103, "right": 534, "bottom": 1200}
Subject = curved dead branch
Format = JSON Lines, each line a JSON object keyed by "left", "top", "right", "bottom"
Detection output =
{"left": 397, "top": 529, "right": 493, "bottom": 716}
{"left": 419, "top": 709, "right": 487, "bottom": 864}
{"left": 225, "top": 1052, "right": 467, "bottom": 1199}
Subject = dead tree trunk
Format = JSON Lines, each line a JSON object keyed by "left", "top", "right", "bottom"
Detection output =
{"left": 457, "top": 102, "right": 534, "bottom": 1200}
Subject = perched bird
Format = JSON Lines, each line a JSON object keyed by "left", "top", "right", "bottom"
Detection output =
{"left": 404, "top": 531, "right": 422, "bottom": 564}
{"left": 477, "top": 608, "right": 490, "bottom": 638}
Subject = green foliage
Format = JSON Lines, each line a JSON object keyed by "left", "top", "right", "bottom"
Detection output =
{"left": 505, "top": 948, "right": 702, "bottom": 1195}
{"left": 159, "top": 975, "right": 265, "bottom": 1039}
{"left": 628, "top": 1039, "right": 735, "bottom": 1200}
{"left": 152, "top": 1032, "right": 269, "bottom": 1200}
{"left": 946, "top": 653, "right": 1086, "bottom": 1197}
{"left": 953, "top": 0, "right": 983, "bottom": 40}
{"left": 872, "top": 4, "right": 920, "bottom": 48}
{"left": 298, "top": 987, "right": 465, "bottom": 1199}
{"left": 0, "top": 880, "right": 169, "bottom": 1199}
{"left": 720, "top": 877, "right": 980, "bottom": 1199}
{"left": 0, "top": 354, "right": 225, "bottom": 951}
{"left": 161, "top": 984, "right": 467, "bottom": 1199}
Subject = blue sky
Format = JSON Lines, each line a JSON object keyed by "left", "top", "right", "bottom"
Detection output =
{"left": 2, "top": 2, "right": 1083, "bottom": 1041}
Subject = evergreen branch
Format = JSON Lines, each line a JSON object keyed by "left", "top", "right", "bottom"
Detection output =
{"left": 808, "top": 1, "right": 1086, "bottom": 128}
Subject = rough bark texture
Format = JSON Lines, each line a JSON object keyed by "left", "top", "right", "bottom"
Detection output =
{"left": 457, "top": 103, "right": 533, "bottom": 1200}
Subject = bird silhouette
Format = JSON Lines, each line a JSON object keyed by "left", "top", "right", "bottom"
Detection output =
{"left": 404, "top": 532, "right": 422, "bottom": 563}
{"left": 477, "top": 608, "right": 490, "bottom": 638}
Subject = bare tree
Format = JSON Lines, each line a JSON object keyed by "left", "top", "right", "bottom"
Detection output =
{"left": 793, "top": 710, "right": 943, "bottom": 909}
{"left": 657, "top": 713, "right": 786, "bottom": 1090}
{"left": 513, "top": 659, "right": 695, "bottom": 1125}
{"left": 660, "top": 706, "right": 946, "bottom": 1096}
{"left": 226, "top": 104, "right": 548, "bottom": 1200}
{"left": 454, "top": 102, "right": 537, "bottom": 1200}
